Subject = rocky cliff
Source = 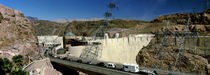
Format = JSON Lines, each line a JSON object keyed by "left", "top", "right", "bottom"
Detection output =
{"left": 152, "top": 9, "right": 210, "bottom": 25}
{"left": 26, "top": 16, "right": 39, "bottom": 22}
{"left": 32, "top": 20, "right": 67, "bottom": 36}
{"left": 0, "top": 4, "right": 41, "bottom": 63}
{"left": 136, "top": 9, "right": 210, "bottom": 74}
{"left": 136, "top": 37, "right": 209, "bottom": 74}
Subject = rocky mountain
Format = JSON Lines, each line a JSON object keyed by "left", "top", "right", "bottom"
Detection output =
{"left": 65, "top": 19, "right": 149, "bottom": 36}
{"left": 54, "top": 18, "right": 104, "bottom": 23}
{"left": 32, "top": 20, "right": 67, "bottom": 36}
{"left": 26, "top": 16, "right": 39, "bottom": 22}
{"left": 0, "top": 4, "right": 41, "bottom": 63}
{"left": 152, "top": 9, "right": 210, "bottom": 25}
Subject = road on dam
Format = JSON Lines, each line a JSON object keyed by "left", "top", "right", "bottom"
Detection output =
{"left": 48, "top": 56, "right": 141, "bottom": 75}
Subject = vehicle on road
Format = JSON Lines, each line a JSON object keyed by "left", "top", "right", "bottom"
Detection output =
{"left": 122, "top": 64, "right": 139, "bottom": 73}
{"left": 77, "top": 59, "right": 83, "bottom": 63}
{"left": 54, "top": 55, "right": 57, "bottom": 58}
{"left": 139, "top": 70, "right": 157, "bottom": 75}
{"left": 97, "top": 62, "right": 105, "bottom": 67}
{"left": 106, "top": 63, "right": 116, "bottom": 68}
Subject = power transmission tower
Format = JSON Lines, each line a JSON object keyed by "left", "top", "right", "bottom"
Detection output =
{"left": 79, "top": 0, "right": 118, "bottom": 60}
{"left": 155, "top": 18, "right": 200, "bottom": 70}
{"left": 204, "top": 0, "right": 209, "bottom": 10}
{"left": 156, "top": 21, "right": 172, "bottom": 59}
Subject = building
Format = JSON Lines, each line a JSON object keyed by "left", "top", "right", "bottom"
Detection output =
{"left": 37, "top": 35, "right": 64, "bottom": 51}
{"left": 64, "top": 32, "right": 76, "bottom": 48}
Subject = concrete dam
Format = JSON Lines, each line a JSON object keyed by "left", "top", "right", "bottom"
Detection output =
{"left": 68, "top": 34, "right": 154, "bottom": 64}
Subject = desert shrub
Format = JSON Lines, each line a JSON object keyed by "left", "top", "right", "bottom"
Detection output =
{"left": 12, "top": 55, "right": 23, "bottom": 68}
{"left": 9, "top": 67, "right": 28, "bottom": 75}
{"left": 0, "top": 58, "right": 13, "bottom": 74}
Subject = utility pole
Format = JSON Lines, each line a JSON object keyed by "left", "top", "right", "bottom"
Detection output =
{"left": 204, "top": 0, "right": 209, "bottom": 10}
{"left": 80, "top": 0, "right": 118, "bottom": 60}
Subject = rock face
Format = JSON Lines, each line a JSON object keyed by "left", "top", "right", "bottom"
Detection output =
{"left": 32, "top": 20, "right": 67, "bottom": 36}
{"left": 155, "top": 24, "right": 208, "bottom": 33}
{"left": 152, "top": 9, "right": 210, "bottom": 25}
{"left": 26, "top": 16, "right": 39, "bottom": 22}
{"left": 136, "top": 37, "right": 209, "bottom": 74}
{"left": 0, "top": 4, "right": 41, "bottom": 63}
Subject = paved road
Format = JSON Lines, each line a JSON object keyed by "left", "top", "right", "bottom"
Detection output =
{"left": 48, "top": 56, "right": 141, "bottom": 75}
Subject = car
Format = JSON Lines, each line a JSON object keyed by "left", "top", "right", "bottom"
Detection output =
{"left": 62, "top": 57, "right": 68, "bottom": 60}
{"left": 69, "top": 56, "right": 79, "bottom": 62}
{"left": 139, "top": 70, "right": 157, "bottom": 75}
{"left": 53, "top": 55, "right": 57, "bottom": 58}
{"left": 106, "top": 63, "right": 116, "bottom": 68}
{"left": 77, "top": 59, "right": 82, "bottom": 63}
{"left": 86, "top": 61, "right": 92, "bottom": 64}
{"left": 97, "top": 62, "right": 105, "bottom": 67}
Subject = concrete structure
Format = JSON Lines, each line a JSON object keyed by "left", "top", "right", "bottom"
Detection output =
{"left": 49, "top": 56, "right": 140, "bottom": 75}
{"left": 68, "top": 46, "right": 85, "bottom": 57}
{"left": 23, "top": 58, "right": 62, "bottom": 75}
{"left": 68, "top": 34, "right": 154, "bottom": 64}
{"left": 37, "top": 35, "right": 64, "bottom": 51}
{"left": 91, "top": 34, "right": 154, "bottom": 64}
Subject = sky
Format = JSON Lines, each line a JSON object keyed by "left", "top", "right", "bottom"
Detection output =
{"left": 0, "top": 0, "right": 207, "bottom": 21}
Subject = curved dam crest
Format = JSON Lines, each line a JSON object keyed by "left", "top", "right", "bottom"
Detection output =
{"left": 69, "top": 34, "right": 154, "bottom": 64}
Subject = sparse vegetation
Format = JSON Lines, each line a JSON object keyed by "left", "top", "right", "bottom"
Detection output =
{"left": 0, "top": 58, "right": 13, "bottom": 74}
{"left": 12, "top": 55, "right": 24, "bottom": 68}
{"left": 20, "top": 13, "right": 24, "bottom": 17}
{"left": 9, "top": 67, "right": 28, "bottom": 75}
{"left": 0, "top": 55, "right": 28, "bottom": 75}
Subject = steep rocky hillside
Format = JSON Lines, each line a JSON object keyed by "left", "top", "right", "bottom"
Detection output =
{"left": 136, "top": 37, "right": 209, "bottom": 74}
{"left": 0, "top": 4, "right": 41, "bottom": 63}
{"left": 152, "top": 9, "right": 210, "bottom": 25}
{"left": 152, "top": 9, "right": 210, "bottom": 35}
{"left": 32, "top": 20, "right": 67, "bottom": 36}
{"left": 136, "top": 9, "right": 210, "bottom": 74}
{"left": 65, "top": 19, "right": 150, "bottom": 36}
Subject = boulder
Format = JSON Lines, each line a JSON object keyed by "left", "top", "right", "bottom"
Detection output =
{"left": 190, "top": 25, "right": 207, "bottom": 32}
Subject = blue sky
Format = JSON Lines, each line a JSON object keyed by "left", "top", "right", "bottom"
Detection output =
{"left": 0, "top": 0, "right": 206, "bottom": 21}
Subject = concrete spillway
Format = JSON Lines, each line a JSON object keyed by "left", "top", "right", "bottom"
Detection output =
{"left": 69, "top": 34, "right": 154, "bottom": 64}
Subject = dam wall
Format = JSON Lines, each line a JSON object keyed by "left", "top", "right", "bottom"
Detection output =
{"left": 92, "top": 34, "right": 154, "bottom": 64}
{"left": 69, "top": 34, "right": 154, "bottom": 64}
